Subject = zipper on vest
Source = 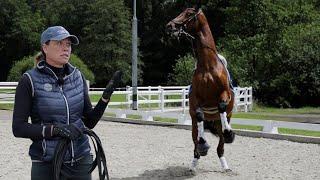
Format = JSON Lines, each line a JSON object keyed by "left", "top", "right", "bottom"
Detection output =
{"left": 41, "top": 122, "right": 47, "bottom": 157}
{"left": 46, "top": 66, "right": 76, "bottom": 166}
{"left": 59, "top": 85, "right": 76, "bottom": 166}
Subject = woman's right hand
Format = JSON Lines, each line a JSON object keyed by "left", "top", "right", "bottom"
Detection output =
{"left": 52, "top": 124, "right": 83, "bottom": 140}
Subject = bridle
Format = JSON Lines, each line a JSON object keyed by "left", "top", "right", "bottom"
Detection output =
{"left": 169, "top": 8, "right": 217, "bottom": 60}
{"left": 170, "top": 9, "right": 201, "bottom": 40}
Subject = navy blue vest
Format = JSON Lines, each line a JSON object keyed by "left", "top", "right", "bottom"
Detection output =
{"left": 25, "top": 60, "right": 90, "bottom": 162}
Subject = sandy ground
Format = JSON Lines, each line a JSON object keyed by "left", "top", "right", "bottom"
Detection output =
{"left": 0, "top": 120, "right": 319, "bottom": 180}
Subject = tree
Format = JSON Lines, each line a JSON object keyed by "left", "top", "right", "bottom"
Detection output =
{"left": 77, "top": 0, "right": 132, "bottom": 86}
{"left": 0, "top": 0, "right": 44, "bottom": 81}
{"left": 168, "top": 54, "right": 195, "bottom": 85}
{"left": 222, "top": 0, "right": 320, "bottom": 106}
{"left": 7, "top": 53, "right": 95, "bottom": 84}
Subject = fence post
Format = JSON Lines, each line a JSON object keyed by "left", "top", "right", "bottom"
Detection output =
{"left": 248, "top": 87, "right": 253, "bottom": 111}
{"left": 148, "top": 86, "right": 151, "bottom": 109}
{"left": 178, "top": 114, "right": 186, "bottom": 124}
{"left": 158, "top": 86, "right": 162, "bottom": 108}
{"left": 244, "top": 88, "right": 248, "bottom": 112}
{"left": 142, "top": 113, "right": 153, "bottom": 121}
{"left": 86, "top": 80, "right": 90, "bottom": 93}
{"left": 115, "top": 110, "right": 127, "bottom": 119}
{"left": 263, "top": 120, "right": 279, "bottom": 134}
{"left": 160, "top": 89, "right": 164, "bottom": 112}
{"left": 126, "top": 86, "right": 131, "bottom": 109}
{"left": 182, "top": 88, "right": 186, "bottom": 113}
{"left": 233, "top": 87, "right": 238, "bottom": 112}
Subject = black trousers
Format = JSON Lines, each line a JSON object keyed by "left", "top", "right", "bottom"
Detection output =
{"left": 31, "top": 155, "right": 93, "bottom": 180}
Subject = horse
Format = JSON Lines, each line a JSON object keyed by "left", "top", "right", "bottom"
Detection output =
{"left": 166, "top": 7, "right": 235, "bottom": 172}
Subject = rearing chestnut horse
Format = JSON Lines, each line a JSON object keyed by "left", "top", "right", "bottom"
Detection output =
{"left": 166, "top": 7, "right": 235, "bottom": 172}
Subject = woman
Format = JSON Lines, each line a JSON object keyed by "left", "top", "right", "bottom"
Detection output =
{"left": 12, "top": 26, "right": 121, "bottom": 180}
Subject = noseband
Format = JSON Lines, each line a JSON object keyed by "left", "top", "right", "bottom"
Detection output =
{"left": 170, "top": 10, "right": 201, "bottom": 39}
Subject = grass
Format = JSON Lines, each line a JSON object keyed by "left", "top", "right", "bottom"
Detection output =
{"left": 127, "top": 114, "right": 141, "bottom": 119}
{"left": 232, "top": 113, "right": 295, "bottom": 121}
{"left": 3, "top": 92, "right": 320, "bottom": 137}
{"left": 0, "top": 104, "right": 14, "bottom": 110}
{"left": 154, "top": 116, "right": 177, "bottom": 123}
{"left": 250, "top": 103, "right": 320, "bottom": 115}
{"left": 232, "top": 124, "right": 263, "bottom": 131}
{"left": 0, "top": 90, "right": 15, "bottom": 93}
{"left": 279, "top": 128, "right": 320, "bottom": 137}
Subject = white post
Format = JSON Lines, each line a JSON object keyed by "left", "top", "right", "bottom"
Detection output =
{"left": 182, "top": 89, "right": 186, "bottom": 112}
{"left": 126, "top": 86, "right": 131, "bottom": 109}
{"left": 244, "top": 88, "right": 248, "bottom": 112}
{"left": 158, "top": 86, "right": 162, "bottom": 108}
{"left": 263, "top": 120, "right": 279, "bottom": 134}
{"left": 148, "top": 86, "right": 151, "bottom": 110}
{"left": 178, "top": 114, "right": 186, "bottom": 124}
{"left": 248, "top": 87, "right": 253, "bottom": 111}
{"left": 233, "top": 87, "right": 238, "bottom": 112}
{"left": 160, "top": 89, "right": 164, "bottom": 112}
{"left": 142, "top": 113, "right": 153, "bottom": 121}
{"left": 86, "top": 80, "right": 90, "bottom": 93}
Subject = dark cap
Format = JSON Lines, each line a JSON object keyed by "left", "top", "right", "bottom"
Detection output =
{"left": 40, "top": 26, "right": 79, "bottom": 45}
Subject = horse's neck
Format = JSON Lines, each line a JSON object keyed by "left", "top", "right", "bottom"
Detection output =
{"left": 195, "top": 25, "right": 218, "bottom": 71}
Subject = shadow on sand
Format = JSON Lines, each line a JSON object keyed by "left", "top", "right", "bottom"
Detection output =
{"left": 111, "top": 166, "right": 195, "bottom": 180}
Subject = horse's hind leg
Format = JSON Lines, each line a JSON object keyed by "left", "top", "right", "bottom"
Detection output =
{"left": 215, "top": 121, "right": 231, "bottom": 171}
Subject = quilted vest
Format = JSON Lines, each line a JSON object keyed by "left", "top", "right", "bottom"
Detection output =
{"left": 25, "top": 60, "right": 90, "bottom": 162}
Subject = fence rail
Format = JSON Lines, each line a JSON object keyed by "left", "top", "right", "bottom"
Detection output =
{"left": 103, "top": 108, "right": 320, "bottom": 134}
{"left": 1, "top": 82, "right": 319, "bottom": 134}
{"left": 0, "top": 82, "right": 253, "bottom": 112}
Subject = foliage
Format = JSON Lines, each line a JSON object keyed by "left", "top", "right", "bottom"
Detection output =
{"left": 7, "top": 56, "right": 35, "bottom": 82}
{"left": 0, "top": 0, "right": 45, "bottom": 81}
{"left": 7, "top": 53, "right": 95, "bottom": 84}
{"left": 77, "top": 0, "right": 133, "bottom": 86}
{"left": 69, "top": 54, "right": 95, "bottom": 84}
{"left": 1, "top": 0, "right": 320, "bottom": 107}
{"left": 168, "top": 54, "right": 195, "bottom": 85}
{"left": 222, "top": 0, "right": 320, "bottom": 107}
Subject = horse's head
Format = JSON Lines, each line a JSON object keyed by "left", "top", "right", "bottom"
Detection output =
{"left": 166, "top": 8, "right": 203, "bottom": 39}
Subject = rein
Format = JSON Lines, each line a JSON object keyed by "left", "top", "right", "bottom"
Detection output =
{"left": 53, "top": 128, "right": 109, "bottom": 180}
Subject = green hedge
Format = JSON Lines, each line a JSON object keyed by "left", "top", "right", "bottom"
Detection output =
{"left": 7, "top": 53, "right": 95, "bottom": 84}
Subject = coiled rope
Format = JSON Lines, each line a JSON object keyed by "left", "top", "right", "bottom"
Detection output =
{"left": 53, "top": 128, "right": 109, "bottom": 180}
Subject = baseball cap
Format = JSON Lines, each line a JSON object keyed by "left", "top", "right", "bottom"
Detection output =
{"left": 40, "top": 26, "right": 79, "bottom": 45}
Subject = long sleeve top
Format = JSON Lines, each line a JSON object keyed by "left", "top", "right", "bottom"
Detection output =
{"left": 12, "top": 62, "right": 108, "bottom": 139}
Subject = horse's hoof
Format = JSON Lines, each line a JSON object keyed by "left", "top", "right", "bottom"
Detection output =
{"left": 223, "top": 169, "right": 232, "bottom": 173}
{"left": 189, "top": 167, "right": 197, "bottom": 175}
{"left": 197, "top": 142, "right": 210, "bottom": 156}
{"left": 223, "top": 130, "right": 235, "bottom": 143}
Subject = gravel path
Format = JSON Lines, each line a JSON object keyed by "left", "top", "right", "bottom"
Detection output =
{"left": 1, "top": 120, "right": 319, "bottom": 180}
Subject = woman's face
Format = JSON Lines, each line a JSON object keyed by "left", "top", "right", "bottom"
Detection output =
{"left": 42, "top": 38, "right": 72, "bottom": 68}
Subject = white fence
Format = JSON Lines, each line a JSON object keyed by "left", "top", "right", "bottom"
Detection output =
{"left": 1, "top": 82, "right": 319, "bottom": 134}
{"left": 89, "top": 85, "right": 253, "bottom": 112}
{"left": 103, "top": 108, "right": 320, "bottom": 134}
{"left": 0, "top": 82, "right": 253, "bottom": 112}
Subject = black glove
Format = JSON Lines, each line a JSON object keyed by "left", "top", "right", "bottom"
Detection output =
{"left": 102, "top": 70, "right": 123, "bottom": 100}
{"left": 52, "top": 124, "right": 83, "bottom": 140}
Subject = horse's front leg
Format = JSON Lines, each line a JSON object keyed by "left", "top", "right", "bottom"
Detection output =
{"left": 219, "top": 90, "right": 235, "bottom": 144}
{"left": 190, "top": 112, "right": 200, "bottom": 171}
